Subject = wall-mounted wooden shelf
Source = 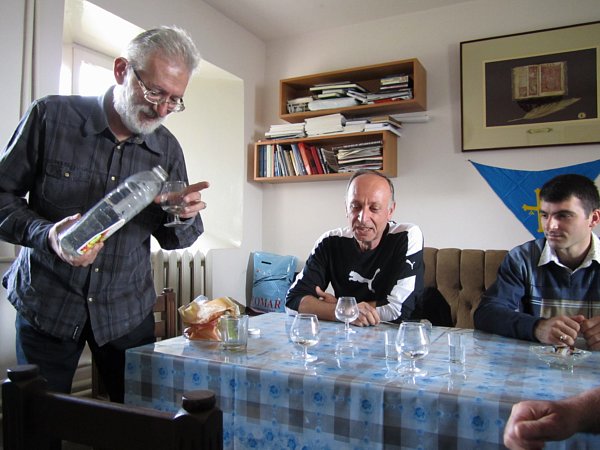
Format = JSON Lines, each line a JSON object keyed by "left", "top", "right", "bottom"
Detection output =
{"left": 280, "top": 58, "right": 426, "bottom": 123}
{"left": 254, "top": 131, "right": 397, "bottom": 183}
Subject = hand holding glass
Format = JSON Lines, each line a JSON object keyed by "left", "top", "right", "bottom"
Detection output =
{"left": 159, "top": 181, "right": 187, "bottom": 227}
{"left": 335, "top": 296, "right": 359, "bottom": 333}
{"left": 396, "top": 322, "right": 430, "bottom": 375}
{"left": 289, "top": 314, "right": 320, "bottom": 362}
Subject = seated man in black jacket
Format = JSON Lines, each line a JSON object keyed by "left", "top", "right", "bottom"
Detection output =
{"left": 285, "top": 170, "right": 424, "bottom": 326}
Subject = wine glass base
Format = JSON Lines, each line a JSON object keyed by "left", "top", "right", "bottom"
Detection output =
{"left": 398, "top": 367, "right": 428, "bottom": 377}
{"left": 303, "top": 354, "right": 318, "bottom": 363}
{"left": 336, "top": 327, "right": 356, "bottom": 335}
{"left": 292, "top": 352, "right": 318, "bottom": 363}
{"left": 290, "top": 348, "right": 319, "bottom": 363}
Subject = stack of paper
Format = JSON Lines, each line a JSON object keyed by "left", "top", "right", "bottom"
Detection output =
{"left": 331, "top": 140, "right": 383, "bottom": 172}
{"left": 364, "top": 115, "right": 402, "bottom": 137}
{"left": 265, "top": 122, "right": 306, "bottom": 139}
{"left": 304, "top": 113, "right": 346, "bottom": 136}
{"left": 343, "top": 119, "right": 367, "bottom": 133}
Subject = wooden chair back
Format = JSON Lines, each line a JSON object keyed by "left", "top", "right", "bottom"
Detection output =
{"left": 3, "top": 364, "right": 223, "bottom": 450}
{"left": 152, "top": 286, "right": 178, "bottom": 339}
{"left": 91, "top": 287, "right": 177, "bottom": 399}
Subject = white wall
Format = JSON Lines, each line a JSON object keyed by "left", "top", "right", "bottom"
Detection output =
{"left": 260, "top": 0, "right": 600, "bottom": 262}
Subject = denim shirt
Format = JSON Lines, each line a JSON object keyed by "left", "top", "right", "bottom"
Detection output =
{"left": 0, "top": 90, "right": 203, "bottom": 345}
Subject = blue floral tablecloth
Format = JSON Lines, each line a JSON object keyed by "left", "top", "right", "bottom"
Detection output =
{"left": 125, "top": 312, "right": 600, "bottom": 449}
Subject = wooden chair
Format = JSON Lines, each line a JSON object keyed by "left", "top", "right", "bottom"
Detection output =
{"left": 91, "top": 287, "right": 177, "bottom": 399}
{"left": 2, "top": 364, "right": 222, "bottom": 450}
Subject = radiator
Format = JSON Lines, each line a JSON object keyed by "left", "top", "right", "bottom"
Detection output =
{"left": 151, "top": 248, "right": 206, "bottom": 312}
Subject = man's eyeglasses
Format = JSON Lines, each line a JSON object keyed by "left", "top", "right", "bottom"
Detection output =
{"left": 132, "top": 68, "right": 185, "bottom": 113}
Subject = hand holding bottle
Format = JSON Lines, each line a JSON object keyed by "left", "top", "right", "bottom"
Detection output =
{"left": 49, "top": 214, "right": 103, "bottom": 267}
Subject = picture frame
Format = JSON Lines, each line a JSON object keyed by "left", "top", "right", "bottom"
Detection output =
{"left": 460, "top": 21, "right": 600, "bottom": 151}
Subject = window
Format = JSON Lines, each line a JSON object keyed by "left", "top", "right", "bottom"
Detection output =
{"left": 72, "top": 45, "right": 114, "bottom": 95}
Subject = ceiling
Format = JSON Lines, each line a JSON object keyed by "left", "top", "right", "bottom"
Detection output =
{"left": 201, "top": 0, "right": 471, "bottom": 41}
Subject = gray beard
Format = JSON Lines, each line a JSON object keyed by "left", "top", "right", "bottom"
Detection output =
{"left": 113, "top": 80, "right": 165, "bottom": 135}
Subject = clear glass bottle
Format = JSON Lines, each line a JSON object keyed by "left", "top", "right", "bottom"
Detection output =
{"left": 58, "top": 165, "right": 168, "bottom": 257}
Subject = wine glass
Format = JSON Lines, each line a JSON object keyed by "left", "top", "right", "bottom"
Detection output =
{"left": 159, "top": 181, "right": 187, "bottom": 227}
{"left": 289, "top": 314, "right": 320, "bottom": 362}
{"left": 395, "top": 322, "right": 430, "bottom": 375}
{"left": 335, "top": 296, "right": 359, "bottom": 334}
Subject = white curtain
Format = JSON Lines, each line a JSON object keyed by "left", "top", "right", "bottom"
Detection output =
{"left": 20, "top": 0, "right": 38, "bottom": 116}
{"left": 5, "top": 0, "right": 41, "bottom": 259}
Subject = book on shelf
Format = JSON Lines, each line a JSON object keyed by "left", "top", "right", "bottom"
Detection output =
{"left": 305, "top": 113, "right": 346, "bottom": 136}
{"left": 308, "top": 97, "right": 359, "bottom": 111}
{"left": 290, "top": 143, "right": 307, "bottom": 176}
{"left": 320, "top": 147, "right": 339, "bottom": 173}
{"left": 286, "top": 96, "right": 313, "bottom": 114}
{"left": 380, "top": 74, "right": 410, "bottom": 85}
{"left": 342, "top": 119, "right": 367, "bottom": 133}
{"left": 368, "top": 115, "right": 403, "bottom": 128}
{"left": 316, "top": 91, "right": 346, "bottom": 99}
{"left": 337, "top": 146, "right": 382, "bottom": 160}
{"left": 368, "top": 89, "right": 413, "bottom": 101}
{"left": 309, "top": 81, "right": 367, "bottom": 92}
{"left": 265, "top": 122, "right": 306, "bottom": 139}
{"left": 330, "top": 139, "right": 384, "bottom": 151}
{"left": 380, "top": 82, "right": 410, "bottom": 90}
{"left": 282, "top": 146, "right": 297, "bottom": 176}
{"left": 364, "top": 122, "right": 402, "bottom": 137}
{"left": 258, "top": 141, "right": 335, "bottom": 178}
{"left": 309, "top": 144, "right": 325, "bottom": 174}
{"left": 297, "top": 142, "right": 313, "bottom": 175}
{"left": 326, "top": 139, "right": 384, "bottom": 173}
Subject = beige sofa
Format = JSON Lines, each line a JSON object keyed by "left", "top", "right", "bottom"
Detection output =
{"left": 423, "top": 247, "right": 508, "bottom": 329}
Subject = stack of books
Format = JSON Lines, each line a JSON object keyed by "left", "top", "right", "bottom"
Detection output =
{"left": 364, "top": 115, "right": 402, "bottom": 137}
{"left": 331, "top": 140, "right": 384, "bottom": 173}
{"left": 342, "top": 119, "right": 367, "bottom": 133}
{"left": 264, "top": 122, "right": 306, "bottom": 139}
{"left": 305, "top": 113, "right": 346, "bottom": 136}
{"left": 346, "top": 74, "right": 413, "bottom": 105}
{"left": 306, "top": 81, "right": 365, "bottom": 111}
{"left": 286, "top": 96, "right": 313, "bottom": 114}
{"left": 257, "top": 142, "right": 334, "bottom": 177}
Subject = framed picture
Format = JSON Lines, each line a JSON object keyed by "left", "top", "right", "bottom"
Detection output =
{"left": 460, "top": 21, "right": 600, "bottom": 151}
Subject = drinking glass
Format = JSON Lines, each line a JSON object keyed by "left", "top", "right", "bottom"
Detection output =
{"left": 159, "top": 181, "right": 187, "bottom": 227}
{"left": 395, "top": 322, "right": 430, "bottom": 375}
{"left": 289, "top": 314, "right": 320, "bottom": 362}
{"left": 335, "top": 296, "right": 359, "bottom": 334}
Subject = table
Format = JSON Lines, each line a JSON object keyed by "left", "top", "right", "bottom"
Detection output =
{"left": 125, "top": 313, "right": 600, "bottom": 449}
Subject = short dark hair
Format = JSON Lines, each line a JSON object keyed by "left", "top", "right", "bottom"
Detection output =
{"left": 540, "top": 174, "right": 600, "bottom": 215}
{"left": 346, "top": 169, "right": 395, "bottom": 202}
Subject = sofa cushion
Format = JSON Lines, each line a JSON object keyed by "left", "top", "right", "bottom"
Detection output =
{"left": 423, "top": 247, "right": 507, "bottom": 329}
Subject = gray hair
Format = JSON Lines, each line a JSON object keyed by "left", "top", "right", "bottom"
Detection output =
{"left": 124, "top": 26, "right": 201, "bottom": 74}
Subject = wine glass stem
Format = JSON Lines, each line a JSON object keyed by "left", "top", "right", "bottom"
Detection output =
{"left": 410, "top": 359, "right": 416, "bottom": 372}
{"left": 303, "top": 346, "right": 308, "bottom": 360}
{"left": 345, "top": 321, "right": 350, "bottom": 332}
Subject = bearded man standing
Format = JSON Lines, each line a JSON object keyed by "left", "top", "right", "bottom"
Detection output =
{"left": 0, "top": 26, "right": 208, "bottom": 402}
